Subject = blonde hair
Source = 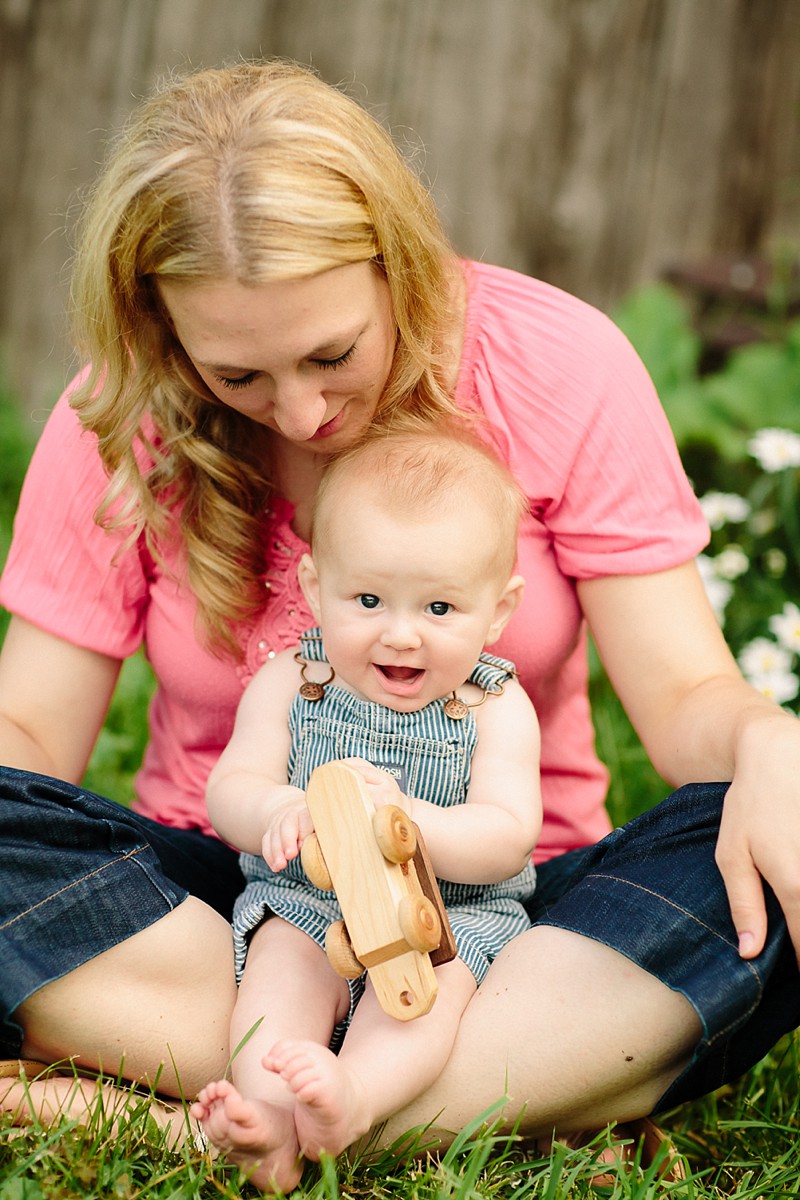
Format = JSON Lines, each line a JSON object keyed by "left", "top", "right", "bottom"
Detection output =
{"left": 312, "top": 425, "right": 527, "bottom": 580}
{"left": 68, "top": 59, "right": 460, "bottom": 655}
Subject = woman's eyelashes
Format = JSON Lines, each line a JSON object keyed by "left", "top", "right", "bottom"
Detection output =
{"left": 315, "top": 344, "right": 357, "bottom": 371}
{"left": 213, "top": 344, "right": 357, "bottom": 389}
{"left": 214, "top": 372, "right": 258, "bottom": 390}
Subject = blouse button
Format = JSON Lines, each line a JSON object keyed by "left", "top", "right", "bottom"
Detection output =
{"left": 257, "top": 640, "right": 268, "bottom": 651}
{"left": 267, "top": 650, "right": 277, "bottom": 659}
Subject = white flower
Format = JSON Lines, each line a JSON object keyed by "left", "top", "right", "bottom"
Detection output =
{"left": 712, "top": 545, "right": 749, "bottom": 581}
{"left": 747, "top": 669, "right": 800, "bottom": 705}
{"left": 769, "top": 602, "right": 800, "bottom": 653}
{"left": 739, "top": 637, "right": 794, "bottom": 677}
{"left": 698, "top": 491, "right": 751, "bottom": 530}
{"left": 696, "top": 554, "right": 732, "bottom": 623}
{"left": 750, "top": 508, "right": 778, "bottom": 536}
{"left": 747, "top": 428, "right": 800, "bottom": 473}
{"left": 764, "top": 547, "right": 788, "bottom": 578}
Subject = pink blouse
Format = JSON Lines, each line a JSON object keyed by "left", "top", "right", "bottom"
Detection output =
{"left": 0, "top": 261, "right": 709, "bottom": 861}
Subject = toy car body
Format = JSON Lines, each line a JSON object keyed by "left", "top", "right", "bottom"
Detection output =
{"left": 301, "top": 760, "right": 456, "bottom": 1020}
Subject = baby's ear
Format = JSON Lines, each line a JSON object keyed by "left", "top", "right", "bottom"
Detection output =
{"left": 484, "top": 574, "right": 525, "bottom": 645}
{"left": 297, "top": 552, "right": 322, "bottom": 621}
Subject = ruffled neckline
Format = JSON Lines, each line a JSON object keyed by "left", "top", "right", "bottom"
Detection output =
{"left": 235, "top": 498, "right": 314, "bottom": 688}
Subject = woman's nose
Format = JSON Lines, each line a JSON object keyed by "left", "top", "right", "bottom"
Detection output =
{"left": 270, "top": 380, "right": 328, "bottom": 440}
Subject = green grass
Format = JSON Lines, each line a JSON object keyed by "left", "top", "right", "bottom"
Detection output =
{"left": 2, "top": 385, "right": 800, "bottom": 1196}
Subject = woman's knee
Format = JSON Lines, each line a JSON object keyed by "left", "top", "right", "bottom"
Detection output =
{"left": 17, "top": 898, "right": 237, "bottom": 1094}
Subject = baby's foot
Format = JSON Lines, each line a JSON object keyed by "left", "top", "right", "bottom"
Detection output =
{"left": 264, "top": 1039, "right": 369, "bottom": 1161}
{"left": 191, "top": 1078, "right": 302, "bottom": 1192}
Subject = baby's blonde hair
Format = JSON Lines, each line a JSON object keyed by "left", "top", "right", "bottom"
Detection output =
{"left": 312, "top": 425, "right": 528, "bottom": 581}
{"left": 68, "top": 59, "right": 459, "bottom": 655}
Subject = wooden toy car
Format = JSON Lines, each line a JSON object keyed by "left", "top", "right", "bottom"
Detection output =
{"left": 300, "top": 760, "right": 457, "bottom": 1020}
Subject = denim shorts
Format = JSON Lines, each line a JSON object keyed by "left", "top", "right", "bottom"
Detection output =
{"left": 0, "top": 766, "right": 244, "bottom": 1058}
{"left": 2, "top": 766, "right": 798, "bottom": 1108}
{"left": 529, "top": 781, "right": 800, "bottom": 1110}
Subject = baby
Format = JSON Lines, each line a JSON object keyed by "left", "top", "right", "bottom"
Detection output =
{"left": 193, "top": 426, "right": 542, "bottom": 1191}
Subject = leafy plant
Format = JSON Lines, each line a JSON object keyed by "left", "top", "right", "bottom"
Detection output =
{"left": 612, "top": 282, "right": 800, "bottom": 719}
{"left": 614, "top": 283, "right": 800, "bottom": 469}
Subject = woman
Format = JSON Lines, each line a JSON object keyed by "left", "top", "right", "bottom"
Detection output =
{"left": 2, "top": 59, "right": 799, "bottom": 1153}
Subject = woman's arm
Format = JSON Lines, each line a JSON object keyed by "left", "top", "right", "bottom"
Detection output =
{"left": 579, "top": 560, "right": 800, "bottom": 960}
{"left": 0, "top": 615, "right": 121, "bottom": 781}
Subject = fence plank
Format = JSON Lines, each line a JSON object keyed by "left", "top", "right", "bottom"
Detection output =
{"left": 1, "top": 0, "right": 798, "bottom": 416}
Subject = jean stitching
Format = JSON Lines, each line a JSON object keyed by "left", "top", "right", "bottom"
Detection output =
{"left": 587, "top": 871, "right": 764, "bottom": 1038}
{"left": 588, "top": 872, "right": 737, "bottom": 948}
{"left": 0, "top": 846, "right": 148, "bottom": 930}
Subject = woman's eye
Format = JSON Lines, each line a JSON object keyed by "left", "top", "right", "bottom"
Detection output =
{"left": 357, "top": 594, "right": 381, "bottom": 609}
{"left": 213, "top": 372, "right": 258, "bottom": 391}
{"left": 315, "top": 345, "right": 356, "bottom": 371}
{"left": 427, "top": 601, "right": 453, "bottom": 617}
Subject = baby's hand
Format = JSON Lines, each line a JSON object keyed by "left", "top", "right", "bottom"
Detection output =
{"left": 261, "top": 787, "right": 313, "bottom": 871}
{"left": 342, "top": 757, "right": 413, "bottom": 816}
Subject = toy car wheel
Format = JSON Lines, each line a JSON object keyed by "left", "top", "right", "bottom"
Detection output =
{"left": 300, "top": 832, "right": 333, "bottom": 890}
{"left": 398, "top": 894, "right": 442, "bottom": 953}
{"left": 372, "top": 805, "right": 417, "bottom": 863}
{"left": 325, "top": 920, "right": 364, "bottom": 979}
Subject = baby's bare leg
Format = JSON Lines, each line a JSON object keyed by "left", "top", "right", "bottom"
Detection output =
{"left": 192, "top": 918, "right": 349, "bottom": 1192}
{"left": 267, "top": 958, "right": 477, "bottom": 1161}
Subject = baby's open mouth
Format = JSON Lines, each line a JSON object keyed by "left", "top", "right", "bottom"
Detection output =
{"left": 376, "top": 665, "right": 423, "bottom": 683}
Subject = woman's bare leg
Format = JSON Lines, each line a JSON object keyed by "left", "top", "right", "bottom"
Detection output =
{"left": 1, "top": 897, "right": 237, "bottom": 1140}
{"left": 379, "top": 926, "right": 702, "bottom": 1147}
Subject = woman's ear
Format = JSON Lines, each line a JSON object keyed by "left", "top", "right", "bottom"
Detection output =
{"left": 484, "top": 574, "right": 525, "bottom": 645}
{"left": 297, "top": 552, "right": 322, "bottom": 622}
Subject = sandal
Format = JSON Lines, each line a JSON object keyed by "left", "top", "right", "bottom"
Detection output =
{"left": 0, "top": 1059, "right": 52, "bottom": 1080}
{"left": 612, "top": 1117, "right": 686, "bottom": 1181}
{"left": 541, "top": 1117, "right": 686, "bottom": 1184}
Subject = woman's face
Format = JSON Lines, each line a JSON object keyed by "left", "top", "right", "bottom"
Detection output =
{"left": 157, "top": 262, "right": 396, "bottom": 454}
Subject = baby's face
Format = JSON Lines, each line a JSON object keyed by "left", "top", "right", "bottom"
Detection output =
{"left": 306, "top": 492, "right": 514, "bottom": 711}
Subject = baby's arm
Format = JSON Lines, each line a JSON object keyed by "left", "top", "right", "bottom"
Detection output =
{"left": 206, "top": 649, "right": 309, "bottom": 870}
{"left": 350, "top": 681, "right": 542, "bottom": 885}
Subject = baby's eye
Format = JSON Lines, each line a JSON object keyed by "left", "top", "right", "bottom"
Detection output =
{"left": 427, "top": 601, "right": 453, "bottom": 617}
{"left": 357, "top": 594, "right": 381, "bottom": 609}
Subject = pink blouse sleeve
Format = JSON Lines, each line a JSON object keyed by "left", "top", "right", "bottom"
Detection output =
{"left": 0, "top": 384, "right": 151, "bottom": 657}
{"left": 459, "top": 264, "right": 710, "bottom": 578}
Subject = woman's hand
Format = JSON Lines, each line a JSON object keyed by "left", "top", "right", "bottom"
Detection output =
{"left": 715, "top": 713, "right": 800, "bottom": 961}
{"left": 260, "top": 785, "right": 313, "bottom": 871}
{"left": 579, "top": 562, "right": 800, "bottom": 963}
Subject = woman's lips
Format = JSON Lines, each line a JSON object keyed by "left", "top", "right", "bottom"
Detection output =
{"left": 310, "top": 406, "right": 346, "bottom": 440}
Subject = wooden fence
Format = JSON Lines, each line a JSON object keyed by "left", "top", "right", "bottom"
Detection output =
{"left": 1, "top": 0, "right": 798, "bottom": 417}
